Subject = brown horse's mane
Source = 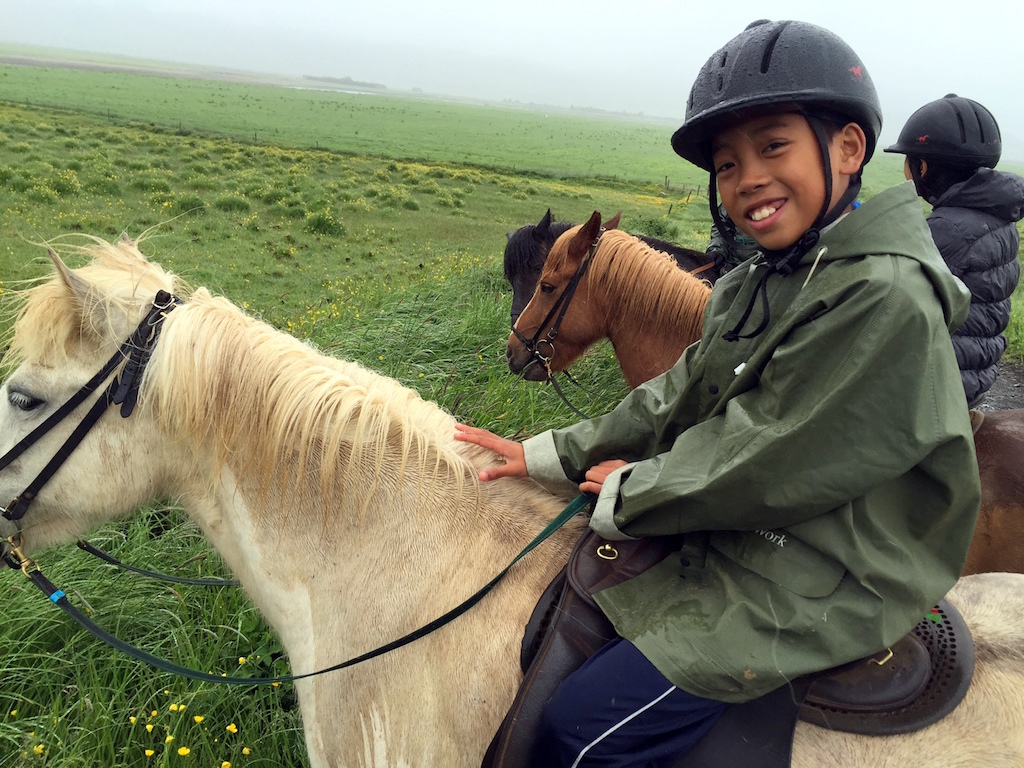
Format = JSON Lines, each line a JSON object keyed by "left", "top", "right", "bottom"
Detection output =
{"left": 549, "top": 228, "right": 710, "bottom": 341}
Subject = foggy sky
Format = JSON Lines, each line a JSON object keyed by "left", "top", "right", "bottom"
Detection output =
{"left": 2, "top": 0, "right": 1023, "bottom": 162}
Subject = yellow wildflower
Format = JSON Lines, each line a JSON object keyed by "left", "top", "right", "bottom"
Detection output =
{"left": 226, "top": 723, "right": 238, "bottom": 734}
{"left": 193, "top": 715, "right": 205, "bottom": 724}
{"left": 169, "top": 704, "right": 179, "bottom": 712}
{"left": 222, "top": 763, "right": 232, "bottom": 768}
{"left": 145, "top": 749, "right": 155, "bottom": 757}
{"left": 33, "top": 745, "right": 44, "bottom": 756}
{"left": 242, "top": 747, "right": 251, "bottom": 755}
{"left": 146, "top": 724, "right": 154, "bottom": 733}
{"left": 177, "top": 746, "right": 191, "bottom": 756}
{"left": 165, "top": 734, "right": 174, "bottom": 744}
{"left": 129, "top": 716, "right": 137, "bottom": 724}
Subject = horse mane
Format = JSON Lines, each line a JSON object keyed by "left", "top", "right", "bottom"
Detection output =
{"left": 550, "top": 228, "right": 710, "bottom": 341}
{"left": 503, "top": 220, "right": 573, "bottom": 281}
{"left": 5, "top": 237, "right": 482, "bottom": 522}
{"left": 149, "top": 290, "right": 479, "bottom": 517}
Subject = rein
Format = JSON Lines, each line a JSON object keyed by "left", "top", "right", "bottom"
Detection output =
{"left": 0, "top": 290, "right": 181, "bottom": 530}
{"left": 75, "top": 538, "right": 240, "bottom": 587}
{"left": 5, "top": 493, "right": 594, "bottom": 685}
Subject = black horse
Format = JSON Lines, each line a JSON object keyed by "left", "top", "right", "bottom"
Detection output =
{"left": 504, "top": 210, "right": 719, "bottom": 324}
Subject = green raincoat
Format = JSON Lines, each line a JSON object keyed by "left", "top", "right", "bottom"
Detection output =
{"left": 524, "top": 182, "right": 982, "bottom": 703}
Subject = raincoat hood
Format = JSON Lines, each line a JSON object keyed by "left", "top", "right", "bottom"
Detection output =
{"left": 796, "top": 181, "right": 972, "bottom": 333}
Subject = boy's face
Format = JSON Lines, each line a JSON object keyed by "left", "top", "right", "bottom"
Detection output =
{"left": 711, "top": 112, "right": 860, "bottom": 252}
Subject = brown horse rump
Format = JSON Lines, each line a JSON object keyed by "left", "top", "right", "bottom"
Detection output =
{"left": 484, "top": 531, "right": 975, "bottom": 768}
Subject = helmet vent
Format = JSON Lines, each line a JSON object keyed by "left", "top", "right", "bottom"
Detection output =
{"left": 972, "top": 110, "right": 987, "bottom": 144}
{"left": 954, "top": 107, "right": 967, "bottom": 144}
{"left": 759, "top": 22, "right": 789, "bottom": 74}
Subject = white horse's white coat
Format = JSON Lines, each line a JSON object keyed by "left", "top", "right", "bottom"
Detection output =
{"left": 1, "top": 238, "right": 1023, "bottom": 768}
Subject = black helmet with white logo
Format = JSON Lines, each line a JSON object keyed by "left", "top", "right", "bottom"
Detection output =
{"left": 671, "top": 19, "right": 882, "bottom": 171}
{"left": 884, "top": 94, "right": 1001, "bottom": 169}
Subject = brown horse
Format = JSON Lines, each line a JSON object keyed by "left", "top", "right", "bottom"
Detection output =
{"left": 506, "top": 215, "right": 712, "bottom": 389}
{"left": 508, "top": 212, "right": 1024, "bottom": 576}
{"left": 503, "top": 209, "right": 718, "bottom": 325}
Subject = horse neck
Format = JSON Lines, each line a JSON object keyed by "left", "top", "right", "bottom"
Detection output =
{"left": 146, "top": 298, "right": 572, "bottom": 619}
{"left": 592, "top": 235, "right": 710, "bottom": 388}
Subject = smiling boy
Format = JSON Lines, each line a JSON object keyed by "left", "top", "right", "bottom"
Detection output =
{"left": 457, "top": 19, "right": 981, "bottom": 767}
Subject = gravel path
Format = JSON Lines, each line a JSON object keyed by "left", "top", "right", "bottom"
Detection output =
{"left": 977, "top": 360, "right": 1024, "bottom": 411}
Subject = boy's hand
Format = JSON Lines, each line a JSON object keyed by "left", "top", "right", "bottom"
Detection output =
{"left": 580, "top": 459, "right": 629, "bottom": 495}
{"left": 454, "top": 424, "right": 527, "bottom": 482}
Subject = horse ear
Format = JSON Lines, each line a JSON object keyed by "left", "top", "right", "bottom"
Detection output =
{"left": 535, "top": 209, "right": 553, "bottom": 240}
{"left": 49, "top": 249, "right": 93, "bottom": 308}
{"left": 48, "top": 248, "right": 110, "bottom": 335}
{"left": 605, "top": 212, "right": 622, "bottom": 231}
{"left": 567, "top": 211, "right": 603, "bottom": 264}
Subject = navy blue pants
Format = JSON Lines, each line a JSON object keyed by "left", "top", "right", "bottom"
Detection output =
{"left": 532, "top": 638, "right": 727, "bottom": 768}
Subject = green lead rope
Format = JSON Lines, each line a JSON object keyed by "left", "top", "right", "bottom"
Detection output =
{"left": 24, "top": 492, "right": 594, "bottom": 686}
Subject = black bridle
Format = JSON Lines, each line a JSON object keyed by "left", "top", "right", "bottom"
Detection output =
{"left": 1, "top": 290, "right": 180, "bottom": 556}
{"left": 510, "top": 229, "right": 603, "bottom": 419}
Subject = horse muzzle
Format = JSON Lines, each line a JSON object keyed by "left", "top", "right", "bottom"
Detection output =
{"left": 506, "top": 340, "right": 550, "bottom": 381}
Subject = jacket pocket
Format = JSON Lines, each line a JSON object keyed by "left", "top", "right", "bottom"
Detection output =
{"left": 709, "top": 529, "right": 845, "bottom": 598}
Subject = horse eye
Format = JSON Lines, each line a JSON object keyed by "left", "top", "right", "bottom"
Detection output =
{"left": 7, "top": 389, "right": 44, "bottom": 412}
{"left": 540, "top": 283, "right": 556, "bottom": 294}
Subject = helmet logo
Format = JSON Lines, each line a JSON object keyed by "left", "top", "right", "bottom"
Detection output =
{"left": 849, "top": 66, "right": 863, "bottom": 78}
{"left": 916, "top": 134, "right": 929, "bottom": 143}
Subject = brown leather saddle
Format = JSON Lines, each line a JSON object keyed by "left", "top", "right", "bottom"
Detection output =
{"left": 483, "top": 530, "right": 975, "bottom": 768}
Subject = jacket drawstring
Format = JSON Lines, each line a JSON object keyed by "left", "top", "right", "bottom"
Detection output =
{"left": 722, "top": 266, "right": 776, "bottom": 342}
{"left": 802, "top": 247, "right": 829, "bottom": 289}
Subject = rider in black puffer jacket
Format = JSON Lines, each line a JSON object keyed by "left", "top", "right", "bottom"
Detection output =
{"left": 886, "top": 94, "right": 1024, "bottom": 407}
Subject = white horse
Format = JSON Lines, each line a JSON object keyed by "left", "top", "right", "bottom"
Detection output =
{"left": 1, "top": 237, "right": 1023, "bottom": 768}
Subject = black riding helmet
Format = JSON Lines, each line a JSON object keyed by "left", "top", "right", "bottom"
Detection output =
{"left": 671, "top": 20, "right": 882, "bottom": 340}
{"left": 672, "top": 19, "right": 882, "bottom": 172}
{"left": 884, "top": 94, "right": 1001, "bottom": 169}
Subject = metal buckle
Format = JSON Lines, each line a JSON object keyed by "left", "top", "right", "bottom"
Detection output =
{"left": 5, "top": 533, "right": 38, "bottom": 576}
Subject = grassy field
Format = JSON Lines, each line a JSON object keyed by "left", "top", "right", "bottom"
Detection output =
{"left": 0, "top": 59, "right": 1022, "bottom": 767}
{"left": 0, "top": 61, "right": 700, "bottom": 186}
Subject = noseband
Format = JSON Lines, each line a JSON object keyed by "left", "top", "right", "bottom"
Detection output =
{"left": 1, "top": 291, "right": 180, "bottom": 556}
{"left": 511, "top": 229, "right": 604, "bottom": 379}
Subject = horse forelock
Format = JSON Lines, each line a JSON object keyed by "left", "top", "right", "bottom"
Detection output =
{"left": 503, "top": 221, "right": 573, "bottom": 281}
{"left": 145, "top": 290, "right": 482, "bottom": 523}
{"left": 3, "top": 237, "right": 180, "bottom": 371}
